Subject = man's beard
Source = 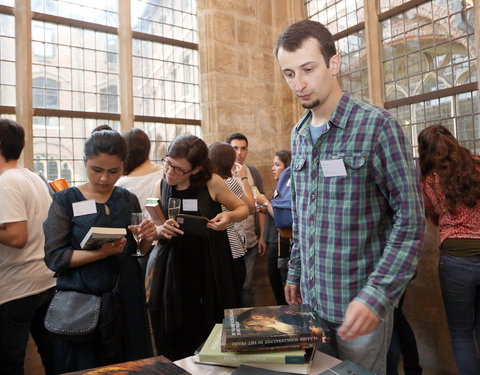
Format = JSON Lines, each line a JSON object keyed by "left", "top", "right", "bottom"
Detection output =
{"left": 301, "top": 99, "right": 320, "bottom": 109}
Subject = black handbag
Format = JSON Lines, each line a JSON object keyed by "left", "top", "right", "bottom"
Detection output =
{"left": 44, "top": 290, "right": 101, "bottom": 342}
{"left": 45, "top": 250, "right": 127, "bottom": 343}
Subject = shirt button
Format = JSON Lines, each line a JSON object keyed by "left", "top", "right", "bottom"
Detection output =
{"left": 311, "top": 193, "right": 316, "bottom": 200}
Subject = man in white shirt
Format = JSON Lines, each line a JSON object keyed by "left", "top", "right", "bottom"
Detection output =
{"left": 226, "top": 133, "right": 266, "bottom": 307}
{"left": 0, "top": 119, "right": 56, "bottom": 375}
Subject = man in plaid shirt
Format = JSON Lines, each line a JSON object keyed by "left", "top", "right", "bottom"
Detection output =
{"left": 275, "top": 20, "right": 425, "bottom": 374}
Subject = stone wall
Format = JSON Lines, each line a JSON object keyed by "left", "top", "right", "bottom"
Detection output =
{"left": 197, "top": 0, "right": 304, "bottom": 192}
{"left": 197, "top": 2, "right": 460, "bottom": 374}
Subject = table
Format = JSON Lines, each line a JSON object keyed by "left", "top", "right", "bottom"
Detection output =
{"left": 174, "top": 351, "right": 342, "bottom": 375}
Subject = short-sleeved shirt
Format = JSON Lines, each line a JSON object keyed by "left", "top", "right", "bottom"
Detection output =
{"left": 0, "top": 168, "right": 55, "bottom": 305}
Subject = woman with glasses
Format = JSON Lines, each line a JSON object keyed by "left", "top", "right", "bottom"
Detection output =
{"left": 148, "top": 134, "right": 249, "bottom": 361}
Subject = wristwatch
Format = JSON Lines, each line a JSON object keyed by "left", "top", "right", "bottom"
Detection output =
{"left": 263, "top": 201, "right": 270, "bottom": 208}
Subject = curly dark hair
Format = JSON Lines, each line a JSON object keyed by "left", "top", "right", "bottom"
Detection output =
{"left": 168, "top": 134, "right": 213, "bottom": 189}
{"left": 418, "top": 124, "right": 480, "bottom": 214}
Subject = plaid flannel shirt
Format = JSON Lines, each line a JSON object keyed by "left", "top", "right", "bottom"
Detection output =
{"left": 288, "top": 92, "right": 425, "bottom": 323}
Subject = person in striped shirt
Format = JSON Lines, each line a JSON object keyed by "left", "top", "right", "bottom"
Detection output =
{"left": 275, "top": 19, "right": 425, "bottom": 374}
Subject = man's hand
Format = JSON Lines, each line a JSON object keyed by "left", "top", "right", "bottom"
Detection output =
{"left": 337, "top": 300, "right": 380, "bottom": 340}
{"left": 258, "top": 237, "right": 266, "bottom": 256}
{"left": 285, "top": 283, "right": 303, "bottom": 305}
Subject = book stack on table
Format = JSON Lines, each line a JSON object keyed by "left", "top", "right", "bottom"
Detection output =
{"left": 195, "top": 305, "right": 330, "bottom": 374}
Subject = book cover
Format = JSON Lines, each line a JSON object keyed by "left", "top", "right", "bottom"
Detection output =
{"left": 197, "top": 324, "right": 308, "bottom": 365}
{"left": 318, "top": 360, "right": 374, "bottom": 375}
{"left": 62, "top": 355, "right": 191, "bottom": 374}
{"left": 80, "top": 227, "right": 127, "bottom": 249}
{"left": 145, "top": 197, "right": 166, "bottom": 225}
{"left": 49, "top": 178, "right": 69, "bottom": 192}
{"left": 222, "top": 305, "right": 326, "bottom": 351}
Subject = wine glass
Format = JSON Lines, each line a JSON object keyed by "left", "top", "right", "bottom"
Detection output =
{"left": 130, "top": 212, "right": 145, "bottom": 257}
{"left": 168, "top": 198, "right": 181, "bottom": 220}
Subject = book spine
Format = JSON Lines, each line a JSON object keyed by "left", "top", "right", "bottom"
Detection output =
{"left": 199, "top": 352, "right": 304, "bottom": 365}
{"left": 224, "top": 334, "right": 320, "bottom": 351}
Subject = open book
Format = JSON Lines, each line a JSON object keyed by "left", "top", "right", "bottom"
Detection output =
{"left": 80, "top": 227, "right": 127, "bottom": 249}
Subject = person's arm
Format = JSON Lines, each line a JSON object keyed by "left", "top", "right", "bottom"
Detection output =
{"left": 234, "top": 163, "right": 255, "bottom": 214}
{"left": 421, "top": 178, "right": 439, "bottom": 226}
{"left": 255, "top": 193, "right": 274, "bottom": 217}
{"left": 251, "top": 166, "right": 266, "bottom": 256}
{"left": 44, "top": 195, "right": 125, "bottom": 272}
{"left": 0, "top": 221, "right": 28, "bottom": 248}
{"left": 207, "top": 174, "right": 248, "bottom": 230}
{"left": 285, "top": 155, "right": 302, "bottom": 304}
{"left": 339, "top": 117, "right": 426, "bottom": 339}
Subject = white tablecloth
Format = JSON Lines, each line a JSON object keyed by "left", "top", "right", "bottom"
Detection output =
{"left": 174, "top": 351, "right": 342, "bottom": 375}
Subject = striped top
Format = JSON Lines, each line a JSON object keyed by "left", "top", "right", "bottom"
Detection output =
{"left": 288, "top": 92, "right": 425, "bottom": 323}
{"left": 223, "top": 177, "right": 247, "bottom": 259}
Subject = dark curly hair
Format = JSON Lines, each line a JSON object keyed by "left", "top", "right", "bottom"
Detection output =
{"left": 418, "top": 124, "right": 480, "bottom": 214}
{"left": 168, "top": 134, "right": 213, "bottom": 189}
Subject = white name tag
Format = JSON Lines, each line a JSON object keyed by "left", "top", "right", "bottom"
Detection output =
{"left": 320, "top": 159, "right": 347, "bottom": 177}
{"left": 182, "top": 199, "right": 198, "bottom": 212}
{"left": 72, "top": 200, "right": 97, "bottom": 217}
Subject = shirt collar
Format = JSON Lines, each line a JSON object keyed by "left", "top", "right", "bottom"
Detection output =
{"left": 294, "top": 90, "right": 352, "bottom": 137}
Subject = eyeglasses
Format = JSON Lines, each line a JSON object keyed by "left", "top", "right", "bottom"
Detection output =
{"left": 161, "top": 157, "right": 193, "bottom": 176}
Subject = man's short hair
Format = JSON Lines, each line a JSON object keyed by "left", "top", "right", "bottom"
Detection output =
{"left": 0, "top": 119, "right": 25, "bottom": 161}
{"left": 226, "top": 133, "right": 249, "bottom": 147}
{"left": 275, "top": 19, "right": 337, "bottom": 68}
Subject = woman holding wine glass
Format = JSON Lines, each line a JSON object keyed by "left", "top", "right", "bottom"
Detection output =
{"left": 43, "top": 126, "right": 156, "bottom": 373}
{"left": 148, "top": 134, "right": 249, "bottom": 361}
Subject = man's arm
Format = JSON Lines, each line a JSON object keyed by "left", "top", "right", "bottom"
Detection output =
{"left": 0, "top": 221, "right": 28, "bottom": 248}
{"left": 249, "top": 165, "right": 267, "bottom": 255}
{"left": 353, "top": 117, "right": 426, "bottom": 321}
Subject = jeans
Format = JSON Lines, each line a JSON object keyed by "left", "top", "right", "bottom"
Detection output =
{"left": 241, "top": 244, "right": 258, "bottom": 307}
{"left": 317, "top": 307, "right": 394, "bottom": 375}
{"left": 0, "top": 287, "right": 55, "bottom": 375}
{"left": 439, "top": 254, "right": 480, "bottom": 375}
{"left": 387, "top": 293, "right": 422, "bottom": 375}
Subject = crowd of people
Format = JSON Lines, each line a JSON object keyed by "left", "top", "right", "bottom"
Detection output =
{"left": 0, "top": 18, "right": 479, "bottom": 375}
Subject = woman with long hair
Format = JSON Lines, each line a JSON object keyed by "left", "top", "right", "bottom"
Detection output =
{"left": 148, "top": 134, "right": 248, "bottom": 361}
{"left": 43, "top": 126, "right": 156, "bottom": 373}
{"left": 254, "top": 150, "right": 291, "bottom": 305}
{"left": 418, "top": 124, "right": 480, "bottom": 375}
{"left": 116, "top": 128, "right": 164, "bottom": 216}
{"left": 208, "top": 141, "right": 255, "bottom": 302}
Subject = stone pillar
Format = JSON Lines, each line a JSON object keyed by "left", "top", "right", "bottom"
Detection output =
{"left": 197, "top": 0, "right": 304, "bottom": 191}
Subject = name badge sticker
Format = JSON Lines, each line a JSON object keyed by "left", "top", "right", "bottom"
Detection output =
{"left": 320, "top": 159, "right": 347, "bottom": 177}
{"left": 182, "top": 199, "right": 198, "bottom": 212}
{"left": 72, "top": 200, "right": 97, "bottom": 217}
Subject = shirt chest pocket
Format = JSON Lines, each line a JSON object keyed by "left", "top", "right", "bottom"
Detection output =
{"left": 320, "top": 153, "right": 367, "bottom": 181}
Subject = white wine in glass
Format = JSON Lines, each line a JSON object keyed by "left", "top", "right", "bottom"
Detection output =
{"left": 168, "top": 198, "right": 181, "bottom": 220}
{"left": 130, "top": 212, "right": 144, "bottom": 257}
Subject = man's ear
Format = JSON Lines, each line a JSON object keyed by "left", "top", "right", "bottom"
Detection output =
{"left": 329, "top": 54, "right": 341, "bottom": 76}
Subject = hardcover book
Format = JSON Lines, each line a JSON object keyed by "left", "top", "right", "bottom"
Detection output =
{"left": 197, "top": 324, "right": 309, "bottom": 365}
{"left": 222, "top": 305, "right": 326, "bottom": 352}
{"left": 80, "top": 226, "right": 127, "bottom": 249}
{"left": 63, "top": 355, "right": 191, "bottom": 374}
{"left": 318, "top": 360, "right": 374, "bottom": 375}
{"left": 145, "top": 197, "right": 166, "bottom": 225}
